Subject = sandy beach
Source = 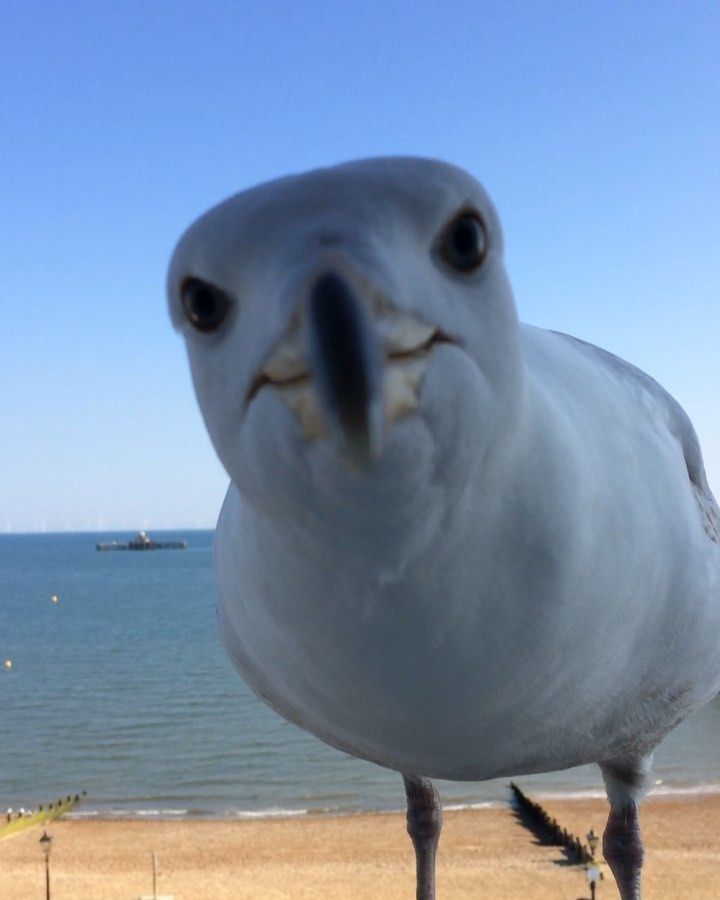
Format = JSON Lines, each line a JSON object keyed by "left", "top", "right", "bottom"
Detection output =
{"left": 1, "top": 795, "right": 719, "bottom": 899}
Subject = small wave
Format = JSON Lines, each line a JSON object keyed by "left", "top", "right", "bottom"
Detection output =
{"left": 443, "top": 801, "right": 503, "bottom": 812}
{"left": 135, "top": 809, "right": 190, "bottom": 817}
{"left": 533, "top": 788, "right": 608, "bottom": 801}
{"left": 233, "top": 808, "right": 309, "bottom": 819}
{"left": 530, "top": 782, "right": 720, "bottom": 803}
{"left": 650, "top": 782, "right": 720, "bottom": 798}
{"left": 68, "top": 808, "right": 189, "bottom": 820}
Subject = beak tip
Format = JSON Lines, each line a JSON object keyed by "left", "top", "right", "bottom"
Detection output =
{"left": 336, "top": 399, "right": 384, "bottom": 470}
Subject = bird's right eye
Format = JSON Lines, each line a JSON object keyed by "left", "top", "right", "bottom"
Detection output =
{"left": 437, "top": 209, "right": 488, "bottom": 274}
{"left": 180, "top": 277, "right": 233, "bottom": 333}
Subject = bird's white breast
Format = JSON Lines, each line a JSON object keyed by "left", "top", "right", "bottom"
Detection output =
{"left": 214, "top": 325, "right": 720, "bottom": 780}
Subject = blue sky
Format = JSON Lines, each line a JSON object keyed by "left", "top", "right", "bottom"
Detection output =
{"left": 1, "top": 1, "right": 718, "bottom": 532}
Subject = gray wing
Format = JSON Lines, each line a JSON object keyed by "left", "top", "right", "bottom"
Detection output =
{"left": 551, "top": 330, "right": 719, "bottom": 544}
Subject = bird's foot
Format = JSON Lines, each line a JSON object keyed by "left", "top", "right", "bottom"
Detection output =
{"left": 403, "top": 774, "right": 443, "bottom": 900}
{"left": 603, "top": 800, "right": 644, "bottom": 900}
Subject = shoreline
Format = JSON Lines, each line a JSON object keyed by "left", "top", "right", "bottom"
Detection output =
{"left": 2, "top": 795, "right": 719, "bottom": 898}
{"left": 57, "top": 779, "right": 720, "bottom": 823}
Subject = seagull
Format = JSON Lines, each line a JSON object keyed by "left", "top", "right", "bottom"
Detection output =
{"left": 167, "top": 157, "right": 720, "bottom": 899}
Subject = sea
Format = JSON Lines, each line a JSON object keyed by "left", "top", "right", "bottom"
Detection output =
{"left": 1, "top": 531, "right": 719, "bottom": 821}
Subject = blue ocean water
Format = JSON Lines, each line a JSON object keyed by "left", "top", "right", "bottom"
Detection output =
{"left": 1, "top": 531, "right": 719, "bottom": 820}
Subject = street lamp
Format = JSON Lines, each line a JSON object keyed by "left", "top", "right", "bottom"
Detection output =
{"left": 39, "top": 831, "right": 52, "bottom": 900}
{"left": 586, "top": 828, "right": 599, "bottom": 858}
{"left": 586, "top": 828, "right": 600, "bottom": 899}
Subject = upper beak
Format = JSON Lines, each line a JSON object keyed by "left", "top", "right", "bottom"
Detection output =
{"left": 306, "top": 271, "right": 384, "bottom": 467}
{"left": 246, "top": 268, "right": 456, "bottom": 467}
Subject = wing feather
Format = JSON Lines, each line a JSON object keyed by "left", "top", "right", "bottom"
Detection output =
{"left": 551, "top": 330, "right": 719, "bottom": 543}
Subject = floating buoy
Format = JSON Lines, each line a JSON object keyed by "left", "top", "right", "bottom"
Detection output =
{"left": 51, "top": 594, "right": 59, "bottom": 604}
{"left": 4, "top": 660, "right": 12, "bottom": 670}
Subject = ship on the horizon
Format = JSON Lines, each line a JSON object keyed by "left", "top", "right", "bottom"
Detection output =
{"left": 96, "top": 531, "right": 187, "bottom": 552}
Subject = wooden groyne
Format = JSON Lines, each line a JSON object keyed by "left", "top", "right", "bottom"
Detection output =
{"left": 509, "top": 782, "right": 595, "bottom": 865}
{"left": 1, "top": 792, "right": 85, "bottom": 840}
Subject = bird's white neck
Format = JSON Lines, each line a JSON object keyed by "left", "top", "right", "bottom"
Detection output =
{"left": 229, "top": 377, "right": 535, "bottom": 594}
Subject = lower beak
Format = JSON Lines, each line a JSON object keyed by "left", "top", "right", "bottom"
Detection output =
{"left": 307, "top": 271, "right": 384, "bottom": 467}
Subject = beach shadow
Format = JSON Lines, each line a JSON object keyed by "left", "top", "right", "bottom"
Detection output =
{"left": 509, "top": 805, "right": 585, "bottom": 868}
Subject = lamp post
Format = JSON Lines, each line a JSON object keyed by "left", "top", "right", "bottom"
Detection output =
{"left": 585, "top": 828, "right": 599, "bottom": 899}
{"left": 39, "top": 831, "right": 52, "bottom": 900}
{"left": 586, "top": 828, "right": 599, "bottom": 858}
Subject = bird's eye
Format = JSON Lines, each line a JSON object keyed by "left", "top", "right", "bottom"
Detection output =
{"left": 180, "top": 277, "right": 232, "bottom": 333}
{"left": 437, "top": 210, "right": 487, "bottom": 274}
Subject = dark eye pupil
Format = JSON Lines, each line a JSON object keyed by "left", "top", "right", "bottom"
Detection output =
{"left": 453, "top": 220, "right": 481, "bottom": 258}
{"left": 181, "top": 278, "right": 230, "bottom": 332}
{"left": 439, "top": 211, "right": 487, "bottom": 273}
{"left": 192, "top": 286, "right": 217, "bottom": 321}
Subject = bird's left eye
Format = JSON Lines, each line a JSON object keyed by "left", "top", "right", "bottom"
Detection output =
{"left": 437, "top": 210, "right": 487, "bottom": 274}
{"left": 180, "top": 277, "right": 233, "bottom": 333}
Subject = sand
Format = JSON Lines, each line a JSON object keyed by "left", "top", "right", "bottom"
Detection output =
{"left": 1, "top": 795, "right": 719, "bottom": 899}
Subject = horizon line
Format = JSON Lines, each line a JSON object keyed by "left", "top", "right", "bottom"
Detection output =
{"left": 1, "top": 526, "right": 216, "bottom": 537}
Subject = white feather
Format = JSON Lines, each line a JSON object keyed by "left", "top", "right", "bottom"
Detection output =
{"left": 168, "top": 157, "right": 720, "bottom": 783}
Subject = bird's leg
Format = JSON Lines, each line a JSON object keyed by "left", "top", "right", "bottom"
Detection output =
{"left": 403, "top": 774, "right": 443, "bottom": 900}
{"left": 603, "top": 801, "right": 644, "bottom": 899}
{"left": 600, "top": 756, "right": 652, "bottom": 900}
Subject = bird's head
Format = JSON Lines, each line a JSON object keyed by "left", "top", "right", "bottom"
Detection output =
{"left": 168, "top": 158, "right": 524, "bottom": 523}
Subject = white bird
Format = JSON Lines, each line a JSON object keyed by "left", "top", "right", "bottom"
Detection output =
{"left": 168, "top": 157, "right": 720, "bottom": 899}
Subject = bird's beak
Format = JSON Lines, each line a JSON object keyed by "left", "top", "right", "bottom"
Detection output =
{"left": 307, "top": 271, "right": 384, "bottom": 467}
{"left": 247, "top": 268, "right": 452, "bottom": 465}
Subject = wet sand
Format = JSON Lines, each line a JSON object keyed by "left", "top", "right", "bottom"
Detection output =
{"left": 1, "top": 795, "right": 718, "bottom": 898}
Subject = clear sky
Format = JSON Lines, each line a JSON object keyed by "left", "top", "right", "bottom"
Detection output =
{"left": 1, "top": 1, "right": 718, "bottom": 533}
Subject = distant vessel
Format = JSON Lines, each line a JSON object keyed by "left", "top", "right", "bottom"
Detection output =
{"left": 96, "top": 531, "right": 187, "bottom": 552}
